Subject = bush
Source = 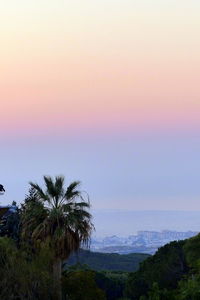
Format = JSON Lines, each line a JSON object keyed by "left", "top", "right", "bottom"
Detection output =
{"left": 62, "top": 270, "right": 106, "bottom": 300}
{"left": 0, "top": 237, "right": 54, "bottom": 300}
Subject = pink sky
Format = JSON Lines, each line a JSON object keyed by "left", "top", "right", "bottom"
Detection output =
{"left": 1, "top": 0, "right": 200, "bottom": 137}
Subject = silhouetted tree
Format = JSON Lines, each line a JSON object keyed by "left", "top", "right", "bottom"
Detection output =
{"left": 21, "top": 175, "right": 93, "bottom": 300}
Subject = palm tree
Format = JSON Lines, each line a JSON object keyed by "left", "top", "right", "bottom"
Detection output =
{"left": 21, "top": 176, "right": 93, "bottom": 300}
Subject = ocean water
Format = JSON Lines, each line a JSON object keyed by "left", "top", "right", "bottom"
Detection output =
{"left": 92, "top": 210, "right": 200, "bottom": 237}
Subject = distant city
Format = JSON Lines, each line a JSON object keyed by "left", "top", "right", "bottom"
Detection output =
{"left": 91, "top": 230, "right": 198, "bottom": 255}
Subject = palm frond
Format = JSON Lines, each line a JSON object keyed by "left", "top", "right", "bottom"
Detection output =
{"left": 29, "top": 182, "right": 49, "bottom": 201}
{"left": 44, "top": 176, "right": 56, "bottom": 197}
{"left": 55, "top": 176, "right": 65, "bottom": 194}
{"left": 73, "top": 201, "right": 90, "bottom": 209}
{"left": 65, "top": 181, "right": 81, "bottom": 201}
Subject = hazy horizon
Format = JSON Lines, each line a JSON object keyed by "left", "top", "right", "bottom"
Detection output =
{"left": 92, "top": 209, "right": 200, "bottom": 237}
{"left": 1, "top": 0, "right": 200, "bottom": 211}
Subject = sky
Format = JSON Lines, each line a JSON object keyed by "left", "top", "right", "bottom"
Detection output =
{"left": 0, "top": 0, "right": 200, "bottom": 211}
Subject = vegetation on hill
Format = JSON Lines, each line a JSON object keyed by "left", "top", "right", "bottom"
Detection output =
{"left": 125, "top": 234, "right": 200, "bottom": 299}
{"left": 63, "top": 263, "right": 129, "bottom": 300}
{"left": 66, "top": 249, "right": 149, "bottom": 272}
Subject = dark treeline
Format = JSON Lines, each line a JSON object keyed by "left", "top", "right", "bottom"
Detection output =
{"left": 125, "top": 234, "right": 200, "bottom": 299}
{"left": 1, "top": 177, "right": 200, "bottom": 299}
{"left": 66, "top": 249, "right": 149, "bottom": 272}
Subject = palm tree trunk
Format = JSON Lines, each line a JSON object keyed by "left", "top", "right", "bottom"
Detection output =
{"left": 53, "top": 258, "right": 62, "bottom": 300}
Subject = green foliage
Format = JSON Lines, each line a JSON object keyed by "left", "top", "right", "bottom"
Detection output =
{"left": 66, "top": 249, "right": 149, "bottom": 272}
{"left": 63, "top": 235, "right": 200, "bottom": 300}
{"left": 124, "top": 235, "right": 200, "bottom": 300}
{"left": 125, "top": 240, "right": 188, "bottom": 299}
{"left": 64, "top": 263, "right": 128, "bottom": 299}
{"left": 148, "top": 283, "right": 161, "bottom": 300}
{"left": 21, "top": 189, "right": 48, "bottom": 245}
{"left": 147, "top": 282, "right": 174, "bottom": 300}
{"left": 62, "top": 270, "right": 106, "bottom": 300}
{"left": 125, "top": 271, "right": 149, "bottom": 300}
{"left": 172, "top": 275, "right": 200, "bottom": 300}
{"left": 95, "top": 271, "right": 128, "bottom": 300}
{"left": 183, "top": 233, "right": 200, "bottom": 271}
{"left": 0, "top": 237, "right": 54, "bottom": 300}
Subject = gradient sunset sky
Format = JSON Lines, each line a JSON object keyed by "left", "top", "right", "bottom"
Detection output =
{"left": 1, "top": 0, "right": 200, "bottom": 210}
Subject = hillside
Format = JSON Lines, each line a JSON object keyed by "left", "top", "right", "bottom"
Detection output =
{"left": 125, "top": 233, "right": 200, "bottom": 299}
{"left": 65, "top": 249, "right": 150, "bottom": 272}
